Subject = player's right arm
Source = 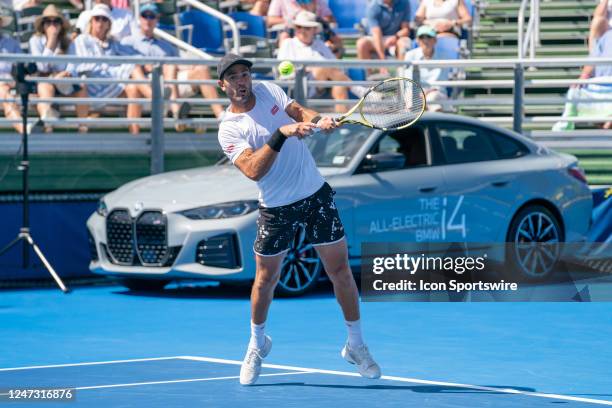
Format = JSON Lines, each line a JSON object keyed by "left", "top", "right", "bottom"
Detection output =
{"left": 231, "top": 122, "right": 318, "bottom": 181}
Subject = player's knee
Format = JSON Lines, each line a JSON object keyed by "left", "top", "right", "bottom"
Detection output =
{"left": 253, "top": 267, "right": 280, "bottom": 291}
{"left": 326, "top": 262, "right": 351, "bottom": 282}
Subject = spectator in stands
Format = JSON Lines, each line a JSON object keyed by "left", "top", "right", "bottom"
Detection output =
{"left": 76, "top": 0, "right": 137, "bottom": 40}
{"left": 12, "top": 0, "right": 40, "bottom": 12}
{"left": 277, "top": 11, "right": 362, "bottom": 112}
{"left": 404, "top": 25, "right": 450, "bottom": 112}
{"left": 589, "top": 0, "right": 612, "bottom": 52}
{"left": 0, "top": 14, "right": 25, "bottom": 134}
{"left": 357, "top": 0, "right": 411, "bottom": 73}
{"left": 267, "top": 0, "right": 344, "bottom": 58}
{"left": 70, "top": 4, "right": 151, "bottom": 134}
{"left": 241, "top": 0, "right": 271, "bottom": 16}
{"left": 414, "top": 0, "right": 472, "bottom": 39}
{"left": 30, "top": 5, "right": 89, "bottom": 133}
{"left": 553, "top": 29, "right": 612, "bottom": 131}
{"left": 121, "top": 2, "right": 224, "bottom": 131}
{"left": 111, "top": 0, "right": 130, "bottom": 9}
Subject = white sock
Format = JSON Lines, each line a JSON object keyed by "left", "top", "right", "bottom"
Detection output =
{"left": 345, "top": 319, "right": 364, "bottom": 348}
{"left": 249, "top": 321, "right": 266, "bottom": 349}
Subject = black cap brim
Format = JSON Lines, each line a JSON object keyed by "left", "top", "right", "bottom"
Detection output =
{"left": 218, "top": 58, "right": 253, "bottom": 80}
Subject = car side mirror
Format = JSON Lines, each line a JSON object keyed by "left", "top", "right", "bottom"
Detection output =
{"left": 361, "top": 152, "right": 406, "bottom": 172}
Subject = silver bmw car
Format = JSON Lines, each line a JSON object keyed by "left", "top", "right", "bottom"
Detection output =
{"left": 87, "top": 113, "right": 592, "bottom": 295}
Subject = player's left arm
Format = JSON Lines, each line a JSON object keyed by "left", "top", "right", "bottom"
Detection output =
{"left": 285, "top": 101, "right": 337, "bottom": 131}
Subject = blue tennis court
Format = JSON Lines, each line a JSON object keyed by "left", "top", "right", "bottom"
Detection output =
{"left": 1, "top": 283, "right": 611, "bottom": 407}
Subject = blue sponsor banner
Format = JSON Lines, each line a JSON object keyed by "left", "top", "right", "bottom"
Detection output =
{"left": 0, "top": 200, "right": 96, "bottom": 280}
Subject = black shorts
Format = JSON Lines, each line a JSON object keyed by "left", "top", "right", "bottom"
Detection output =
{"left": 254, "top": 182, "right": 345, "bottom": 256}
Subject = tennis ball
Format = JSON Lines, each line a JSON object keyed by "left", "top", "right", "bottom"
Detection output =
{"left": 278, "top": 60, "right": 294, "bottom": 76}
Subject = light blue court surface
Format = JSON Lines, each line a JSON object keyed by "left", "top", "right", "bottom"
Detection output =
{"left": 1, "top": 283, "right": 611, "bottom": 407}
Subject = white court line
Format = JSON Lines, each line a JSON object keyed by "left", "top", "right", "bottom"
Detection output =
{"left": 181, "top": 356, "right": 612, "bottom": 406}
{"left": 2, "top": 355, "right": 611, "bottom": 406}
{"left": 0, "top": 371, "right": 312, "bottom": 395}
{"left": 0, "top": 356, "right": 182, "bottom": 372}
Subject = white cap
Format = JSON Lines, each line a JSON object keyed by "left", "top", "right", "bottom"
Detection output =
{"left": 292, "top": 10, "right": 322, "bottom": 30}
{"left": 90, "top": 4, "right": 112, "bottom": 21}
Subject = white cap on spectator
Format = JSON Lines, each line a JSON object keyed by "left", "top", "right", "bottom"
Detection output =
{"left": 292, "top": 10, "right": 322, "bottom": 30}
{"left": 90, "top": 4, "right": 112, "bottom": 21}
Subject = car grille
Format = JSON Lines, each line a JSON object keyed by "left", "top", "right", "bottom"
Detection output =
{"left": 106, "top": 210, "right": 134, "bottom": 265}
{"left": 106, "top": 209, "right": 179, "bottom": 267}
{"left": 135, "top": 211, "right": 168, "bottom": 266}
{"left": 196, "top": 233, "right": 241, "bottom": 269}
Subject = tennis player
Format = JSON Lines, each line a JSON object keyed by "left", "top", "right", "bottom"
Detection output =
{"left": 216, "top": 54, "right": 381, "bottom": 386}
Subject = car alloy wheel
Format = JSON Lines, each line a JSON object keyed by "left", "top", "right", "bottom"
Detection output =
{"left": 508, "top": 205, "right": 562, "bottom": 281}
{"left": 276, "top": 225, "right": 321, "bottom": 296}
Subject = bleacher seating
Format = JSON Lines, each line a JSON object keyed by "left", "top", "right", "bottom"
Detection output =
{"left": 328, "top": 0, "right": 368, "bottom": 36}
{"left": 179, "top": 9, "right": 225, "bottom": 55}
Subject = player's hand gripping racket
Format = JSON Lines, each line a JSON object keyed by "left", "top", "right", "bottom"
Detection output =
{"left": 315, "top": 77, "right": 426, "bottom": 132}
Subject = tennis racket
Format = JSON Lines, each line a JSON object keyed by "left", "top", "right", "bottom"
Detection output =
{"left": 317, "top": 77, "right": 426, "bottom": 131}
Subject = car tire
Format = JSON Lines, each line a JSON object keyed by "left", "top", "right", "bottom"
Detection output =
{"left": 120, "top": 278, "right": 170, "bottom": 291}
{"left": 275, "top": 225, "right": 322, "bottom": 297}
{"left": 505, "top": 205, "right": 563, "bottom": 282}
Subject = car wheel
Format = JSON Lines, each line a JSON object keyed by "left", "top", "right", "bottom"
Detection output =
{"left": 276, "top": 225, "right": 322, "bottom": 297}
{"left": 506, "top": 205, "right": 563, "bottom": 282}
{"left": 120, "top": 278, "right": 170, "bottom": 291}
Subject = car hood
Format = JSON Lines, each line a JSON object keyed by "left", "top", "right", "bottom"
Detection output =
{"left": 104, "top": 165, "right": 347, "bottom": 213}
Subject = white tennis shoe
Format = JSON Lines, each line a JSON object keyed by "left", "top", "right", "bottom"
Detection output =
{"left": 341, "top": 343, "right": 381, "bottom": 379}
{"left": 239, "top": 335, "right": 272, "bottom": 385}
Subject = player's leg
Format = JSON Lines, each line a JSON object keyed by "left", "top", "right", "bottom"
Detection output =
{"left": 251, "top": 253, "right": 285, "bottom": 325}
{"left": 314, "top": 238, "right": 358, "bottom": 321}
{"left": 240, "top": 204, "right": 298, "bottom": 385}
{"left": 307, "top": 183, "right": 381, "bottom": 379}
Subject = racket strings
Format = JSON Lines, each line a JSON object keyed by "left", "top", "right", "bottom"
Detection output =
{"left": 360, "top": 79, "right": 425, "bottom": 129}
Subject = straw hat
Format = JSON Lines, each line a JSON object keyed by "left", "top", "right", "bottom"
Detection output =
{"left": 292, "top": 10, "right": 322, "bottom": 30}
{"left": 34, "top": 5, "right": 70, "bottom": 33}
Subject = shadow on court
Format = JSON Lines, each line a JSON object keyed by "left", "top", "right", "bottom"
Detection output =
{"left": 252, "top": 382, "right": 538, "bottom": 394}
{"left": 113, "top": 280, "right": 339, "bottom": 300}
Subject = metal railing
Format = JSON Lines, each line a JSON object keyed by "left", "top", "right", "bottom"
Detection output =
{"left": 1, "top": 54, "right": 611, "bottom": 172}
{"left": 518, "top": 0, "right": 540, "bottom": 59}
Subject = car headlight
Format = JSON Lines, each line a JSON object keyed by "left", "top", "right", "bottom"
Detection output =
{"left": 96, "top": 198, "right": 108, "bottom": 217}
{"left": 178, "top": 200, "right": 259, "bottom": 220}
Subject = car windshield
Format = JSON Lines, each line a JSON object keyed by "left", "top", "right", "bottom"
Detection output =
{"left": 304, "top": 124, "right": 372, "bottom": 167}
{"left": 217, "top": 124, "right": 372, "bottom": 168}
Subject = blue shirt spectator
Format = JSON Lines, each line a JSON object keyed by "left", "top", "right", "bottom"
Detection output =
{"left": 121, "top": 31, "right": 179, "bottom": 58}
{"left": 0, "top": 35, "right": 22, "bottom": 79}
{"left": 366, "top": 0, "right": 411, "bottom": 37}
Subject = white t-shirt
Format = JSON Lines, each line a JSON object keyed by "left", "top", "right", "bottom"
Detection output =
{"left": 76, "top": 7, "right": 137, "bottom": 40}
{"left": 404, "top": 47, "right": 450, "bottom": 91}
{"left": 218, "top": 81, "right": 324, "bottom": 208}
{"left": 277, "top": 37, "right": 336, "bottom": 63}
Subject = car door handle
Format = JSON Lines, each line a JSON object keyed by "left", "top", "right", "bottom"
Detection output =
{"left": 419, "top": 186, "right": 437, "bottom": 193}
{"left": 491, "top": 180, "right": 509, "bottom": 187}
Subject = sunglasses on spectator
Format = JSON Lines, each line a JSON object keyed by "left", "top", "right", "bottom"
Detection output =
{"left": 418, "top": 35, "right": 435, "bottom": 39}
{"left": 93, "top": 16, "right": 110, "bottom": 22}
{"left": 43, "top": 18, "right": 63, "bottom": 25}
{"left": 140, "top": 12, "right": 158, "bottom": 20}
